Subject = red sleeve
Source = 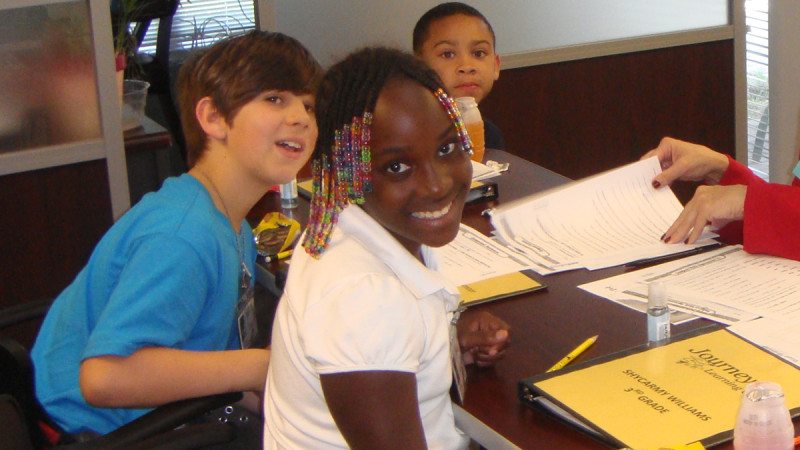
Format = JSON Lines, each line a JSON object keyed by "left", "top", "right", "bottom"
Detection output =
{"left": 719, "top": 156, "right": 766, "bottom": 187}
{"left": 715, "top": 156, "right": 759, "bottom": 244}
{"left": 742, "top": 182, "right": 800, "bottom": 261}
{"left": 715, "top": 156, "right": 800, "bottom": 256}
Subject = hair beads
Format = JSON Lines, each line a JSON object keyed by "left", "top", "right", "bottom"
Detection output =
{"left": 302, "top": 48, "right": 474, "bottom": 258}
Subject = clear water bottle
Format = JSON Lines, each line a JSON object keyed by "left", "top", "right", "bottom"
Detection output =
{"left": 454, "top": 96, "right": 485, "bottom": 163}
{"left": 733, "top": 381, "right": 793, "bottom": 450}
{"left": 647, "top": 281, "right": 670, "bottom": 343}
{"left": 279, "top": 178, "right": 298, "bottom": 209}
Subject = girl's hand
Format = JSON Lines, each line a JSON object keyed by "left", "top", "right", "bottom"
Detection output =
{"left": 457, "top": 310, "right": 510, "bottom": 367}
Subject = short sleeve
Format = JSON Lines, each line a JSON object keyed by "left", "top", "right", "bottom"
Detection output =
{"left": 302, "top": 274, "right": 425, "bottom": 374}
{"left": 84, "top": 234, "right": 211, "bottom": 359}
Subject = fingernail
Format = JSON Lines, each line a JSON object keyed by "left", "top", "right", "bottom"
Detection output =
{"left": 652, "top": 180, "right": 661, "bottom": 188}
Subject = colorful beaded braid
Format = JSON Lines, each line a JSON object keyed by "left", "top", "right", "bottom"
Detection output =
{"left": 433, "top": 88, "right": 474, "bottom": 156}
{"left": 302, "top": 112, "right": 373, "bottom": 257}
{"left": 302, "top": 88, "right": 472, "bottom": 258}
{"left": 334, "top": 112, "right": 373, "bottom": 204}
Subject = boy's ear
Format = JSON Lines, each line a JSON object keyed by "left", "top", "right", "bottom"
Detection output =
{"left": 195, "top": 96, "right": 227, "bottom": 141}
{"left": 493, "top": 53, "right": 501, "bottom": 81}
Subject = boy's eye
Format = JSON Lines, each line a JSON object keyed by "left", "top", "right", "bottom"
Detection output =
{"left": 439, "top": 142, "right": 459, "bottom": 156}
{"left": 304, "top": 102, "right": 315, "bottom": 113}
{"left": 440, "top": 50, "right": 456, "bottom": 59}
{"left": 266, "top": 95, "right": 283, "bottom": 104}
{"left": 387, "top": 161, "right": 410, "bottom": 174}
{"left": 473, "top": 50, "right": 487, "bottom": 58}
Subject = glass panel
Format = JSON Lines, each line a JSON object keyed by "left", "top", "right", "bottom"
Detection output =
{"left": 745, "top": 0, "right": 769, "bottom": 181}
{"left": 139, "top": 0, "right": 256, "bottom": 54}
{"left": 0, "top": 1, "right": 101, "bottom": 153}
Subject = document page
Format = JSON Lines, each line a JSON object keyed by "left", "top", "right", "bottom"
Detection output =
{"left": 729, "top": 318, "right": 800, "bottom": 366}
{"left": 471, "top": 159, "right": 503, "bottom": 181}
{"left": 579, "top": 246, "right": 800, "bottom": 325}
{"left": 434, "top": 223, "right": 535, "bottom": 286}
{"left": 490, "top": 157, "right": 716, "bottom": 274}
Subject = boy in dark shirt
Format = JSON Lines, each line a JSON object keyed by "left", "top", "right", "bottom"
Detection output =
{"left": 413, "top": 2, "right": 505, "bottom": 149}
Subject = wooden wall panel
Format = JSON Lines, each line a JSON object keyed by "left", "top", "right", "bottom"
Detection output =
{"left": 0, "top": 160, "right": 113, "bottom": 344}
{"left": 481, "top": 40, "right": 735, "bottom": 202}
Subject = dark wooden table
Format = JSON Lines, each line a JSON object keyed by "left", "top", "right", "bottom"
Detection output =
{"left": 251, "top": 149, "right": 799, "bottom": 448}
{"left": 123, "top": 115, "right": 172, "bottom": 152}
{"left": 453, "top": 149, "right": 800, "bottom": 449}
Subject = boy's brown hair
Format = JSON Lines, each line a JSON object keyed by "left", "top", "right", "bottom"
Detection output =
{"left": 177, "top": 31, "right": 322, "bottom": 167}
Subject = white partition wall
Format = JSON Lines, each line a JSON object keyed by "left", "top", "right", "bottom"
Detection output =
{"left": 270, "top": 0, "right": 728, "bottom": 67}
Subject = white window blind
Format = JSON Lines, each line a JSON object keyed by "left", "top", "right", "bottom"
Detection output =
{"left": 139, "top": 0, "right": 256, "bottom": 54}
{"left": 745, "top": 0, "right": 769, "bottom": 180}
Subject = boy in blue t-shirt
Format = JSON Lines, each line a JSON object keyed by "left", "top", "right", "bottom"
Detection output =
{"left": 31, "top": 31, "right": 321, "bottom": 435}
{"left": 413, "top": 2, "right": 505, "bottom": 149}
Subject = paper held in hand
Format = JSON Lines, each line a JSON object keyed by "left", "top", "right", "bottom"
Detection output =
{"left": 489, "top": 157, "right": 718, "bottom": 275}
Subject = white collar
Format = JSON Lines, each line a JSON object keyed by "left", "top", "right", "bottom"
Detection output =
{"left": 336, "top": 206, "right": 460, "bottom": 302}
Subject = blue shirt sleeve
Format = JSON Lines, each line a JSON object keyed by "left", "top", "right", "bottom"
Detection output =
{"left": 83, "top": 234, "right": 212, "bottom": 359}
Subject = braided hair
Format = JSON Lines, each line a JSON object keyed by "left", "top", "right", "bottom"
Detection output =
{"left": 302, "top": 47, "right": 472, "bottom": 258}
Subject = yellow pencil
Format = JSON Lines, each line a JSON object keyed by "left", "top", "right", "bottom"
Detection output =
{"left": 546, "top": 335, "right": 598, "bottom": 372}
{"left": 265, "top": 248, "right": 293, "bottom": 262}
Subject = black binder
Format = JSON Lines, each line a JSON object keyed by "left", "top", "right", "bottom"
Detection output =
{"left": 465, "top": 181, "right": 498, "bottom": 204}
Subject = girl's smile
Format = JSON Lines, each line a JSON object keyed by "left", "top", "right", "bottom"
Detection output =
{"left": 361, "top": 77, "right": 472, "bottom": 259}
{"left": 411, "top": 200, "right": 453, "bottom": 220}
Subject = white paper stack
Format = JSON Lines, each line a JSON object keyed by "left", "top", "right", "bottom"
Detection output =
{"left": 489, "top": 157, "right": 717, "bottom": 274}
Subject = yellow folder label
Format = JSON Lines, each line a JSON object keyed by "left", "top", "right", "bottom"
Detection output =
{"left": 535, "top": 329, "right": 800, "bottom": 448}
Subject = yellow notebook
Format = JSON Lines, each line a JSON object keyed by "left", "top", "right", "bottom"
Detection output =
{"left": 458, "top": 270, "right": 543, "bottom": 306}
{"left": 520, "top": 328, "right": 800, "bottom": 449}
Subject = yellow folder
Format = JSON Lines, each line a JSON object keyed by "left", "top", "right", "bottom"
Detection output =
{"left": 520, "top": 328, "right": 800, "bottom": 449}
{"left": 458, "top": 271, "right": 543, "bottom": 306}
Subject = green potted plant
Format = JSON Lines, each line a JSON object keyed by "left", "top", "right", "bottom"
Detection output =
{"left": 110, "top": 0, "right": 141, "bottom": 102}
{"left": 111, "top": 0, "right": 140, "bottom": 72}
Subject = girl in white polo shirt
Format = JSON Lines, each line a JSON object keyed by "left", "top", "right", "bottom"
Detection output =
{"left": 263, "top": 47, "right": 511, "bottom": 449}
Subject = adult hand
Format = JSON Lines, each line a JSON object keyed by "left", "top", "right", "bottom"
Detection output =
{"left": 457, "top": 310, "right": 510, "bottom": 367}
{"left": 663, "top": 184, "right": 747, "bottom": 244}
{"left": 641, "top": 137, "right": 730, "bottom": 188}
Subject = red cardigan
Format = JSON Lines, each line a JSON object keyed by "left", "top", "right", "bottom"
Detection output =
{"left": 716, "top": 155, "right": 800, "bottom": 260}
